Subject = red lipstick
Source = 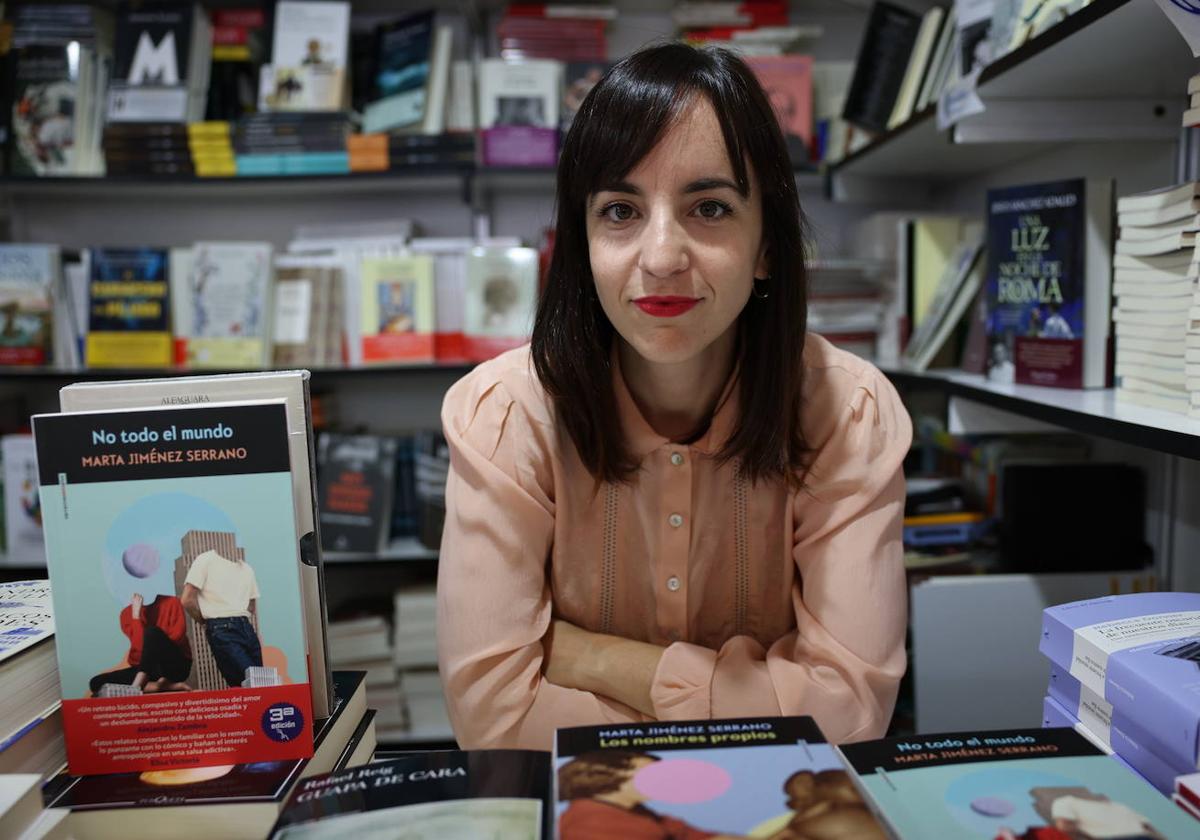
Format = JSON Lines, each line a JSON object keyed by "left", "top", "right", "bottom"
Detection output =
{"left": 634, "top": 296, "right": 699, "bottom": 317}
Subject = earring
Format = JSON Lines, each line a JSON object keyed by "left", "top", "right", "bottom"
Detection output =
{"left": 752, "top": 276, "right": 771, "bottom": 300}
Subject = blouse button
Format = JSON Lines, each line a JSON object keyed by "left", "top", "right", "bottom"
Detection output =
{"left": 666, "top": 575, "right": 681, "bottom": 592}
{"left": 670, "top": 452, "right": 684, "bottom": 466}
{"left": 668, "top": 513, "right": 683, "bottom": 528}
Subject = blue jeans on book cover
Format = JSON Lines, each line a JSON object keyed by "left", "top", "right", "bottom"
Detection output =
{"left": 89, "top": 625, "right": 191, "bottom": 694}
{"left": 204, "top": 616, "right": 263, "bottom": 688}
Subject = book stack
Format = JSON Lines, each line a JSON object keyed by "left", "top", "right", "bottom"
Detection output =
{"left": 0, "top": 581, "right": 62, "bottom": 781}
{"left": 497, "top": 5, "right": 611, "bottom": 61}
{"left": 327, "top": 617, "right": 404, "bottom": 741}
{"left": 1039, "top": 592, "right": 1200, "bottom": 796}
{"left": 1111, "top": 182, "right": 1199, "bottom": 415}
{"left": 806, "top": 258, "right": 888, "bottom": 361}
{"left": 392, "top": 585, "right": 451, "bottom": 741}
{"left": 234, "top": 112, "right": 354, "bottom": 176}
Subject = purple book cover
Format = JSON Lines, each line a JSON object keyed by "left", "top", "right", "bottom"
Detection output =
{"left": 1040, "top": 592, "right": 1200, "bottom": 770}
{"left": 1039, "top": 697, "right": 1147, "bottom": 785}
{"left": 1046, "top": 667, "right": 1189, "bottom": 795}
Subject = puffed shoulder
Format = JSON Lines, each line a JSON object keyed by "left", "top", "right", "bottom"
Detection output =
{"left": 440, "top": 345, "right": 558, "bottom": 475}
{"left": 799, "top": 334, "right": 913, "bottom": 504}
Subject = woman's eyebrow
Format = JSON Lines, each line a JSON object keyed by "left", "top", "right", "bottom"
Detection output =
{"left": 593, "top": 176, "right": 745, "bottom": 197}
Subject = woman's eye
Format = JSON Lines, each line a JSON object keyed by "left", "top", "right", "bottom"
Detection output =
{"left": 601, "top": 203, "right": 636, "bottom": 223}
{"left": 696, "top": 200, "right": 731, "bottom": 220}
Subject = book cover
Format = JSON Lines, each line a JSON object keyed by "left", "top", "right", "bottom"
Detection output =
{"left": 271, "top": 257, "right": 342, "bottom": 368}
{"left": 464, "top": 247, "right": 538, "bottom": 362}
{"left": 263, "top": 1, "right": 350, "bottom": 112}
{"left": 85, "top": 248, "right": 173, "bottom": 369}
{"left": 107, "top": 2, "right": 200, "bottom": 123}
{"left": 841, "top": 0, "right": 921, "bottom": 134}
{"left": 561, "top": 61, "right": 610, "bottom": 132}
{"left": 58, "top": 371, "right": 334, "bottom": 721}
{"left": 745, "top": 55, "right": 813, "bottom": 163}
{"left": 46, "top": 671, "right": 365, "bottom": 840}
{"left": 555, "top": 716, "right": 886, "bottom": 839}
{"left": 9, "top": 45, "right": 79, "bottom": 176}
{"left": 0, "top": 244, "right": 60, "bottom": 366}
{"left": 1040, "top": 591, "right": 1200, "bottom": 771}
{"left": 316, "top": 434, "right": 397, "bottom": 555}
{"left": 362, "top": 11, "right": 434, "bottom": 134}
{"left": 838, "top": 727, "right": 1197, "bottom": 838}
{"left": 0, "top": 436, "right": 44, "bottom": 568}
{"left": 179, "top": 242, "right": 274, "bottom": 369}
{"left": 0, "top": 579, "right": 54, "bottom": 662}
{"left": 269, "top": 750, "right": 551, "bottom": 839}
{"left": 984, "top": 179, "right": 1113, "bottom": 389}
{"left": 359, "top": 253, "right": 435, "bottom": 364}
{"left": 32, "top": 400, "right": 314, "bottom": 775}
{"left": 478, "top": 58, "right": 561, "bottom": 129}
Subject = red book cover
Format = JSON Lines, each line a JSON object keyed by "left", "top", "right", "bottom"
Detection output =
{"left": 745, "top": 55, "right": 814, "bottom": 152}
{"left": 32, "top": 401, "right": 315, "bottom": 775}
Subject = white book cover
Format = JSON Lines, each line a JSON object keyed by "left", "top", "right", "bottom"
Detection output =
{"left": 182, "top": 242, "right": 274, "bottom": 368}
{"left": 0, "top": 244, "right": 60, "bottom": 367}
{"left": 477, "top": 59, "right": 562, "bottom": 129}
{"left": 1, "top": 436, "right": 44, "bottom": 567}
{"left": 464, "top": 247, "right": 539, "bottom": 361}
{"left": 271, "top": 1, "right": 350, "bottom": 69}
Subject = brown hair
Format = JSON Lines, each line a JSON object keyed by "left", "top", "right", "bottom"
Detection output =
{"left": 557, "top": 751, "right": 659, "bottom": 800}
{"left": 531, "top": 42, "right": 811, "bottom": 487}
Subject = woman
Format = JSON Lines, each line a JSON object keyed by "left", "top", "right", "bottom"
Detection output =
{"left": 437, "top": 42, "right": 911, "bottom": 750}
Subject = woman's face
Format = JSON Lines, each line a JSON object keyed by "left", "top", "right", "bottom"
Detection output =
{"left": 585, "top": 96, "right": 769, "bottom": 366}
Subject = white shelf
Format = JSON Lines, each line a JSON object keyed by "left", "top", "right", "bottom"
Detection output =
{"left": 887, "top": 368, "right": 1200, "bottom": 460}
{"left": 324, "top": 537, "right": 439, "bottom": 564}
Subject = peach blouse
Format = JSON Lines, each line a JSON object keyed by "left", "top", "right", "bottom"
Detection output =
{"left": 436, "top": 333, "right": 912, "bottom": 750}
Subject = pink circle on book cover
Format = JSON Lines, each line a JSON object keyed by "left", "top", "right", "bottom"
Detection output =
{"left": 970, "top": 796, "right": 1015, "bottom": 817}
{"left": 122, "top": 543, "right": 160, "bottom": 578}
{"left": 633, "top": 759, "right": 732, "bottom": 803}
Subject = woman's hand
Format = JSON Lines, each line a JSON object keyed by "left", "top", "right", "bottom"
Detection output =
{"left": 542, "top": 618, "right": 667, "bottom": 717}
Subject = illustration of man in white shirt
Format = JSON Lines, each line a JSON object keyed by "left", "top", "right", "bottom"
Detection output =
{"left": 1050, "top": 790, "right": 1162, "bottom": 840}
{"left": 181, "top": 549, "right": 264, "bottom": 688}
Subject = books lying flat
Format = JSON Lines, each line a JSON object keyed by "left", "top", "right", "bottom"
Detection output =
{"left": 1116, "top": 182, "right": 1200, "bottom": 214}
{"left": 838, "top": 727, "right": 1197, "bottom": 838}
{"left": 1041, "top": 592, "right": 1200, "bottom": 771}
{"left": 46, "top": 670, "right": 365, "bottom": 840}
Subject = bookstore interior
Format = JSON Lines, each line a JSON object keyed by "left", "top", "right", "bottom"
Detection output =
{"left": 3, "top": 0, "right": 1200, "bottom": 837}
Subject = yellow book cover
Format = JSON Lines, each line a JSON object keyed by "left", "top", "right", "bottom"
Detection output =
{"left": 912, "top": 216, "right": 966, "bottom": 329}
{"left": 360, "top": 254, "right": 435, "bottom": 363}
{"left": 86, "top": 249, "right": 173, "bottom": 368}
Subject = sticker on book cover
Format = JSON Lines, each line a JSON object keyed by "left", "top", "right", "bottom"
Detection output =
{"left": 263, "top": 702, "right": 305, "bottom": 742}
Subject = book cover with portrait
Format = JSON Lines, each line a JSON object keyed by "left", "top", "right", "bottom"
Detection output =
{"left": 554, "top": 716, "right": 886, "bottom": 839}
{"left": 463, "top": 246, "right": 538, "bottom": 362}
{"left": 32, "top": 399, "right": 313, "bottom": 775}
{"left": 837, "top": 727, "right": 1196, "bottom": 839}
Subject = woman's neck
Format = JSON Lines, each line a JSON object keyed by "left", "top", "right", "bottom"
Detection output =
{"left": 617, "top": 327, "right": 736, "bottom": 442}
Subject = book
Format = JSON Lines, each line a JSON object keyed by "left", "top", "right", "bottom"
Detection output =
{"left": 9, "top": 45, "right": 80, "bottom": 175}
{"left": 46, "top": 670, "right": 365, "bottom": 840}
{"left": 175, "top": 241, "right": 274, "bottom": 369}
{"left": 316, "top": 434, "right": 398, "bottom": 555}
{"left": 262, "top": 1, "right": 350, "bottom": 112}
{"left": 32, "top": 400, "right": 315, "bottom": 774}
{"left": 555, "top": 716, "right": 886, "bottom": 838}
{"left": 984, "top": 178, "right": 1114, "bottom": 389}
{"left": 85, "top": 248, "right": 173, "bottom": 369}
{"left": 0, "top": 775, "right": 42, "bottom": 840}
{"left": 1, "top": 436, "right": 44, "bottom": 568}
{"left": 362, "top": 11, "right": 453, "bottom": 136}
{"left": 269, "top": 750, "right": 551, "bottom": 839}
{"left": 0, "top": 244, "right": 60, "bottom": 367}
{"left": 359, "top": 253, "right": 436, "bottom": 364}
{"left": 842, "top": 0, "right": 922, "bottom": 134}
{"left": 477, "top": 58, "right": 561, "bottom": 129}
{"left": 271, "top": 255, "right": 344, "bottom": 368}
{"left": 745, "top": 55, "right": 813, "bottom": 162}
{"left": 464, "top": 247, "right": 539, "bottom": 361}
{"left": 1040, "top": 591, "right": 1200, "bottom": 772}
{"left": 838, "top": 727, "right": 1197, "bottom": 838}
{"left": 0, "top": 581, "right": 62, "bottom": 780}
{"left": 561, "top": 61, "right": 610, "bottom": 133}
{"left": 902, "top": 239, "right": 985, "bottom": 372}
{"left": 107, "top": 2, "right": 212, "bottom": 124}
{"left": 887, "top": 5, "right": 945, "bottom": 129}
{"left": 58, "top": 370, "right": 334, "bottom": 721}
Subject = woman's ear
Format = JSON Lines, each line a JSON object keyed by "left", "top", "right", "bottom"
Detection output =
{"left": 755, "top": 241, "right": 770, "bottom": 279}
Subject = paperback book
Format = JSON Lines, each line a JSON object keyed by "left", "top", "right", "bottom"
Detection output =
{"left": 984, "top": 178, "right": 1114, "bottom": 388}
{"left": 174, "top": 241, "right": 274, "bottom": 369}
{"left": 86, "top": 248, "right": 173, "bottom": 369}
{"left": 316, "top": 434, "right": 397, "bottom": 555}
{"left": 32, "top": 400, "right": 314, "bottom": 775}
{"left": 838, "top": 727, "right": 1195, "bottom": 838}
{"left": 359, "top": 253, "right": 435, "bottom": 363}
{"left": 269, "top": 750, "right": 551, "bottom": 839}
{"left": 1, "top": 435, "right": 44, "bottom": 567}
{"left": 1040, "top": 591, "right": 1200, "bottom": 772}
{"left": 464, "top": 246, "right": 538, "bottom": 361}
{"left": 0, "top": 244, "right": 60, "bottom": 367}
{"left": 57, "top": 370, "right": 334, "bottom": 720}
{"left": 554, "top": 716, "right": 887, "bottom": 839}
{"left": 107, "top": 1, "right": 211, "bottom": 124}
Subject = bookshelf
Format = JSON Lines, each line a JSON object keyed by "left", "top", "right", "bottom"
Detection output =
{"left": 886, "top": 368, "right": 1200, "bottom": 461}
{"left": 829, "top": 0, "right": 1193, "bottom": 187}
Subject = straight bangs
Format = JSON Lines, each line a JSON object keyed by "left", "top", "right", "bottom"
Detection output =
{"left": 533, "top": 42, "right": 810, "bottom": 488}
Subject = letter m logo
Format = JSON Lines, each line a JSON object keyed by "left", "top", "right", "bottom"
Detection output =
{"left": 129, "top": 31, "right": 180, "bottom": 85}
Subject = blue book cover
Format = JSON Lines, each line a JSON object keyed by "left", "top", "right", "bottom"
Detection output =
{"left": 32, "top": 400, "right": 313, "bottom": 775}
{"left": 839, "top": 727, "right": 1197, "bottom": 839}
{"left": 984, "top": 178, "right": 1112, "bottom": 388}
{"left": 86, "top": 247, "right": 172, "bottom": 368}
{"left": 1041, "top": 591, "right": 1200, "bottom": 770}
{"left": 553, "top": 716, "right": 887, "bottom": 839}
